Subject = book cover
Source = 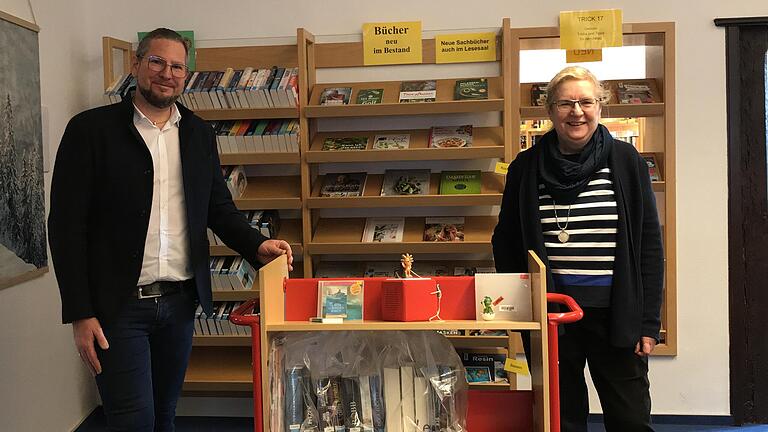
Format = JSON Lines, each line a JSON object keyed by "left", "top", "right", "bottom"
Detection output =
{"left": 372, "top": 134, "right": 410, "bottom": 150}
{"left": 454, "top": 78, "right": 488, "bottom": 100}
{"left": 465, "top": 365, "right": 493, "bottom": 383}
{"left": 616, "top": 80, "right": 655, "bottom": 104}
{"left": 383, "top": 367, "right": 403, "bottom": 432}
{"left": 368, "top": 375, "right": 386, "bottom": 432}
{"left": 319, "top": 87, "right": 352, "bottom": 105}
{"left": 439, "top": 170, "right": 481, "bottom": 195}
{"left": 380, "top": 169, "right": 430, "bottom": 196}
{"left": 400, "top": 366, "right": 416, "bottom": 431}
{"left": 459, "top": 350, "right": 509, "bottom": 383}
{"left": 399, "top": 80, "right": 437, "bottom": 103}
{"left": 356, "top": 88, "right": 384, "bottom": 104}
{"left": 358, "top": 375, "right": 375, "bottom": 431}
{"left": 362, "top": 218, "right": 405, "bottom": 243}
{"left": 320, "top": 172, "right": 367, "bottom": 197}
{"left": 317, "top": 280, "right": 364, "bottom": 320}
{"left": 322, "top": 136, "right": 369, "bottom": 151}
{"left": 643, "top": 155, "right": 661, "bottom": 181}
{"left": 423, "top": 217, "right": 465, "bottom": 242}
{"left": 341, "top": 376, "right": 364, "bottom": 429}
{"left": 284, "top": 366, "right": 306, "bottom": 429}
{"left": 428, "top": 125, "right": 473, "bottom": 148}
{"left": 530, "top": 82, "right": 548, "bottom": 106}
{"left": 474, "top": 273, "right": 533, "bottom": 321}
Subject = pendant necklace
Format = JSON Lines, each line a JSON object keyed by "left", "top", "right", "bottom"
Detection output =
{"left": 552, "top": 198, "right": 572, "bottom": 243}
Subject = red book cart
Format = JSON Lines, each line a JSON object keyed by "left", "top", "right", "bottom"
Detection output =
{"left": 231, "top": 251, "right": 582, "bottom": 432}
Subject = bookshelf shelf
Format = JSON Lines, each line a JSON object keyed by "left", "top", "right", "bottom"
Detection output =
{"left": 305, "top": 77, "right": 504, "bottom": 118}
{"left": 210, "top": 219, "right": 304, "bottom": 256}
{"left": 219, "top": 152, "right": 300, "bottom": 165}
{"left": 192, "top": 335, "right": 251, "bottom": 346}
{"left": 307, "top": 172, "right": 504, "bottom": 208}
{"left": 211, "top": 288, "right": 258, "bottom": 302}
{"left": 196, "top": 107, "right": 298, "bottom": 121}
{"left": 264, "top": 319, "right": 541, "bottom": 332}
{"left": 183, "top": 347, "right": 252, "bottom": 392}
{"left": 234, "top": 175, "right": 302, "bottom": 210}
{"left": 306, "top": 127, "right": 504, "bottom": 163}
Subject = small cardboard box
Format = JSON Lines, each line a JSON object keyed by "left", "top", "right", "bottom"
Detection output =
{"left": 474, "top": 273, "right": 532, "bottom": 321}
{"left": 381, "top": 278, "right": 438, "bottom": 321}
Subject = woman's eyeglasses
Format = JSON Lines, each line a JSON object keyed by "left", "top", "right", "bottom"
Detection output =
{"left": 552, "top": 98, "right": 599, "bottom": 112}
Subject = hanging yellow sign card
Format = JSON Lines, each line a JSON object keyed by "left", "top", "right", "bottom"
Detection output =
{"left": 559, "top": 9, "right": 623, "bottom": 50}
{"left": 362, "top": 21, "right": 423, "bottom": 66}
{"left": 435, "top": 32, "right": 497, "bottom": 64}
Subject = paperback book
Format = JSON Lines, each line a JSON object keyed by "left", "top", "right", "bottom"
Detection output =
{"left": 317, "top": 280, "right": 364, "bottom": 320}
{"left": 320, "top": 172, "right": 367, "bottom": 197}
{"left": 615, "top": 80, "right": 655, "bottom": 104}
{"left": 643, "top": 155, "right": 661, "bottom": 181}
{"left": 361, "top": 217, "right": 405, "bottom": 243}
{"left": 439, "top": 170, "right": 481, "bottom": 195}
{"left": 322, "top": 136, "right": 369, "bottom": 151}
{"left": 399, "top": 80, "right": 437, "bottom": 103}
{"left": 380, "top": 169, "right": 430, "bottom": 196}
{"left": 428, "top": 125, "right": 473, "bottom": 148}
{"left": 356, "top": 88, "right": 384, "bottom": 104}
{"left": 530, "top": 83, "right": 548, "bottom": 106}
{"left": 319, "top": 87, "right": 352, "bottom": 105}
{"left": 423, "top": 217, "right": 465, "bottom": 242}
{"left": 454, "top": 78, "right": 488, "bottom": 100}
{"left": 372, "top": 133, "right": 410, "bottom": 150}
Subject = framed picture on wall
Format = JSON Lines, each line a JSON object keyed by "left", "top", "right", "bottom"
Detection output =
{"left": 0, "top": 11, "right": 48, "bottom": 289}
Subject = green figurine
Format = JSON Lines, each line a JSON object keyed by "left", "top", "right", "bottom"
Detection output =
{"left": 481, "top": 295, "right": 496, "bottom": 320}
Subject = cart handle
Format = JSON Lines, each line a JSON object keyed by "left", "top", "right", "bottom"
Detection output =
{"left": 229, "top": 298, "right": 260, "bottom": 326}
{"left": 546, "top": 293, "right": 583, "bottom": 325}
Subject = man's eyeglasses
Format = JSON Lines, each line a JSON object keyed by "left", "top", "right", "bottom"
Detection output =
{"left": 140, "top": 55, "right": 189, "bottom": 78}
{"left": 552, "top": 98, "right": 599, "bottom": 112}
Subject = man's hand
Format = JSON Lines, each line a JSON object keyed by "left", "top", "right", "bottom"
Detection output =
{"left": 257, "top": 239, "right": 293, "bottom": 271}
{"left": 634, "top": 336, "right": 656, "bottom": 357}
{"left": 73, "top": 317, "right": 109, "bottom": 375}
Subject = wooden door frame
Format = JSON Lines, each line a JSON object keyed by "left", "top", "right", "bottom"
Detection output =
{"left": 715, "top": 16, "right": 768, "bottom": 425}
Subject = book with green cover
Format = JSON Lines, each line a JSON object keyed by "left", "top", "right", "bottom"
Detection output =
{"left": 356, "top": 88, "right": 384, "bottom": 104}
{"left": 439, "top": 170, "right": 481, "bottom": 194}
{"left": 322, "top": 136, "right": 369, "bottom": 151}
{"left": 372, "top": 134, "right": 410, "bottom": 150}
{"left": 454, "top": 78, "right": 488, "bottom": 100}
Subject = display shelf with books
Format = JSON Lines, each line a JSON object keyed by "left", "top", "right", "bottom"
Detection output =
{"left": 256, "top": 253, "right": 551, "bottom": 431}
{"left": 509, "top": 22, "right": 677, "bottom": 356}
{"left": 305, "top": 77, "right": 504, "bottom": 118}
{"left": 306, "top": 127, "right": 505, "bottom": 163}
{"left": 307, "top": 171, "right": 504, "bottom": 208}
{"left": 232, "top": 175, "right": 302, "bottom": 209}
{"left": 307, "top": 216, "right": 495, "bottom": 255}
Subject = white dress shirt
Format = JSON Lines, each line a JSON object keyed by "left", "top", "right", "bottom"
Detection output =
{"left": 133, "top": 103, "right": 193, "bottom": 285}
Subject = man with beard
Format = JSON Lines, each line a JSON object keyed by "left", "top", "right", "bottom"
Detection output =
{"left": 48, "top": 28, "right": 293, "bottom": 431}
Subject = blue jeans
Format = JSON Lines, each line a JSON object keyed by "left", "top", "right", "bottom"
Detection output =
{"left": 95, "top": 285, "right": 197, "bottom": 431}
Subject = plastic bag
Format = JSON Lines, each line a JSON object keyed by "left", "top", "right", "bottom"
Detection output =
{"left": 270, "top": 330, "right": 468, "bottom": 432}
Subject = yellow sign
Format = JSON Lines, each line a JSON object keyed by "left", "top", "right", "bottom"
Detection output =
{"left": 559, "top": 9, "right": 623, "bottom": 50}
{"left": 363, "top": 21, "right": 422, "bottom": 65}
{"left": 494, "top": 161, "right": 509, "bottom": 175}
{"left": 435, "top": 32, "right": 496, "bottom": 64}
{"left": 504, "top": 358, "right": 530, "bottom": 376}
{"left": 566, "top": 48, "right": 603, "bottom": 63}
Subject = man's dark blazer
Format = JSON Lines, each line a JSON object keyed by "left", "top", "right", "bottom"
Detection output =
{"left": 48, "top": 96, "right": 267, "bottom": 324}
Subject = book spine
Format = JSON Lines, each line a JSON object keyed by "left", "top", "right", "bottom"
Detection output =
{"left": 368, "top": 374, "right": 386, "bottom": 432}
{"left": 342, "top": 376, "right": 363, "bottom": 430}
{"left": 284, "top": 366, "right": 305, "bottom": 431}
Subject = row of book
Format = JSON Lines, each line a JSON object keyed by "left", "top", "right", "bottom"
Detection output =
{"left": 314, "top": 262, "right": 496, "bottom": 279}
{"left": 530, "top": 78, "right": 660, "bottom": 106}
{"left": 103, "top": 73, "right": 136, "bottom": 104}
{"left": 193, "top": 301, "right": 252, "bottom": 336}
{"left": 318, "top": 78, "right": 488, "bottom": 105}
{"left": 208, "top": 256, "right": 256, "bottom": 291}
{"left": 362, "top": 216, "right": 466, "bottom": 243}
{"left": 207, "top": 210, "right": 280, "bottom": 245}
{"left": 321, "top": 125, "right": 473, "bottom": 151}
{"left": 278, "top": 365, "right": 460, "bottom": 432}
{"left": 181, "top": 66, "right": 299, "bottom": 110}
{"left": 319, "top": 169, "right": 482, "bottom": 197}
{"left": 210, "top": 119, "right": 299, "bottom": 154}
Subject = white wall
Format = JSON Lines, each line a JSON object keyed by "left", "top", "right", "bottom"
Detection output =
{"left": 4, "top": 0, "right": 767, "bottom": 429}
{"left": 0, "top": 1, "right": 100, "bottom": 432}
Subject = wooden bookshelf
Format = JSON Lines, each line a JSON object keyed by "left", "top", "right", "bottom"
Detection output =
{"left": 233, "top": 175, "right": 302, "bottom": 210}
{"left": 183, "top": 346, "right": 252, "bottom": 393}
{"left": 219, "top": 152, "right": 300, "bottom": 165}
{"left": 195, "top": 107, "right": 298, "bottom": 121}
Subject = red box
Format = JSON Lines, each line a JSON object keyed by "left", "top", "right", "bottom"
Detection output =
{"left": 381, "top": 278, "right": 438, "bottom": 321}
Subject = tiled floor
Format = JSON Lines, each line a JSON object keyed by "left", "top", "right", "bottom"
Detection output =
{"left": 76, "top": 408, "right": 768, "bottom": 432}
